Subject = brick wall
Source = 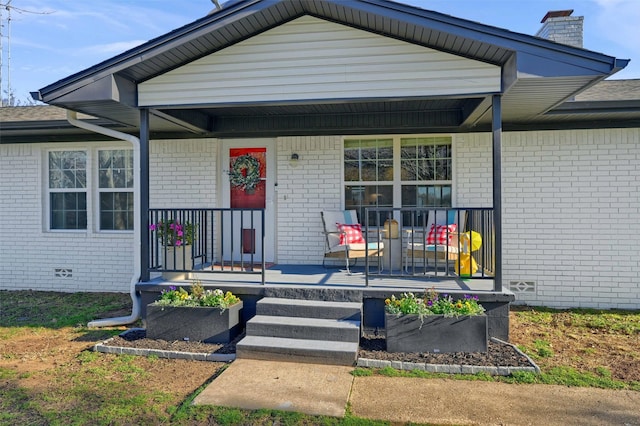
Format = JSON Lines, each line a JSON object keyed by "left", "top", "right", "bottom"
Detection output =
{"left": 0, "top": 142, "right": 134, "bottom": 292}
{"left": 3, "top": 130, "right": 639, "bottom": 309}
{"left": 0, "top": 138, "right": 217, "bottom": 293}
{"left": 456, "top": 129, "right": 640, "bottom": 309}
{"left": 535, "top": 15, "right": 584, "bottom": 48}
{"left": 150, "top": 139, "right": 217, "bottom": 208}
{"left": 276, "top": 136, "right": 343, "bottom": 264}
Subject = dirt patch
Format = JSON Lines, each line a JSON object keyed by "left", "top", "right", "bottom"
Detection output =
{"left": 509, "top": 308, "right": 640, "bottom": 382}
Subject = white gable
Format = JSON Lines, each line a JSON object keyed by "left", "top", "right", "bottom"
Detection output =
{"left": 139, "top": 15, "right": 500, "bottom": 106}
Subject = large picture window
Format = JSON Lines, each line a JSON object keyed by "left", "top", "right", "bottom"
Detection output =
{"left": 98, "top": 149, "right": 134, "bottom": 230}
{"left": 49, "top": 151, "right": 87, "bottom": 230}
{"left": 344, "top": 136, "right": 452, "bottom": 226}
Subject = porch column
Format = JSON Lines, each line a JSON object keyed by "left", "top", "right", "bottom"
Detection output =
{"left": 140, "top": 108, "right": 151, "bottom": 282}
{"left": 492, "top": 95, "right": 503, "bottom": 292}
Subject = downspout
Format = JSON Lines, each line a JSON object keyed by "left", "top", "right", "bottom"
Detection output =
{"left": 66, "top": 110, "right": 142, "bottom": 327}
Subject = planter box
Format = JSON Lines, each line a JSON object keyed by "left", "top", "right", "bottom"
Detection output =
{"left": 385, "top": 313, "right": 488, "bottom": 353}
{"left": 146, "top": 302, "right": 243, "bottom": 343}
{"left": 162, "top": 245, "right": 193, "bottom": 280}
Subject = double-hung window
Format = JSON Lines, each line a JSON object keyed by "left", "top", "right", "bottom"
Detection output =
{"left": 98, "top": 149, "right": 134, "bottom": 231}
{"left": 47, "top": 148, "right": 134, "bottom": 231}
{"left": 48, "top": 151, "right": 87, "bottom": 230}
{"left": 344, "top": 136, "right": 452, "bottom": 226}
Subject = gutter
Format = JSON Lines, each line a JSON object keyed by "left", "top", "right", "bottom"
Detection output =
{"left": 66, "top": 110, "right": 142, "bottom": 327}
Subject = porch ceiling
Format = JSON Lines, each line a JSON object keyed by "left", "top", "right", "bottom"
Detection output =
{"left": 31, "top": 0, "right": 629, "bottom": 137}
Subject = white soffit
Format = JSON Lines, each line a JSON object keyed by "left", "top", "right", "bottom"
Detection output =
{"left": 139, "top": 15, "right": 501, "bottom": 107}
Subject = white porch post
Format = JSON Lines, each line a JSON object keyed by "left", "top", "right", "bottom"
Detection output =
{"left": 492, "top": 94, "right": 503, "bottom": 292}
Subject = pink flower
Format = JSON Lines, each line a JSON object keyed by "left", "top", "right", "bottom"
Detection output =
{"left": 149, "top": 224, "right": 157, "bottom": 231}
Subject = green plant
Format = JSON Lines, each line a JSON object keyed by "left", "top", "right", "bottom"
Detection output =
{"left": 533, "top": 339, "right": 554, "bottom": 358}
{"left": 384, "top": 287, "right": 485, "bottom": 317}
{"left": 154, "top": 281, "right": 240, "bottom": 311}
{"left": 149, "top": 219, "right": 196, "bottom": 247}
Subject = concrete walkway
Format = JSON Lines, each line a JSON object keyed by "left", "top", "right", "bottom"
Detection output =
{"left": 193, "top": 359, "right": 354, "bottom": 418}
{"left": 194, "top": 359, "right": 640, "bottom": 425}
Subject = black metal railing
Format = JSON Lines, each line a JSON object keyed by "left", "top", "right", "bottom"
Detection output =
{"left": 364, "top": 207, "right": 495, "bottom": 283}
{"left": 148, "top": 208, "right": 266, "bottom": 284}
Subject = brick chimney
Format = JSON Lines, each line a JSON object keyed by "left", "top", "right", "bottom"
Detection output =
{"left": 535, "top": 10, "right": 583, "bottom": 48}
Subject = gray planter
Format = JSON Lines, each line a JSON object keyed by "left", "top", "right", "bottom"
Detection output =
{"left": 385, "top": 313, "right": 488, "bottom": 353}
{"left": 146, "top": 302, "right": 243, "bottom": 343}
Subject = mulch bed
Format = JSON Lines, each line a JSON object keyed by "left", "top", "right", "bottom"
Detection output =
{"left": 105, "top": 329, "right": 534, "bottom": 368}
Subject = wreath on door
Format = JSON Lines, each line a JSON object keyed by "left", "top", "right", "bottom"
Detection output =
{"left": 229, "top": 154, "right": 261, "bottom": 192}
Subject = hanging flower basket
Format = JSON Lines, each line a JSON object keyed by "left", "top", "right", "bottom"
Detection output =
{"left": 229, "top": 154, "right": 261, "bottom": 192}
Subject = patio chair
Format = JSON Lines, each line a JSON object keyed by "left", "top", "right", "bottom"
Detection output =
{"left": 404, "top": 209, "right": 467, "bottom": 274}
{"left": 321, "top": 210, "right": 384, "bottom": 274}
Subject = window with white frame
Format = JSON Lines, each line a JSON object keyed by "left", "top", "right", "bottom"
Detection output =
{"left": 98, "top": 149, "right": 134, "bottom": 230}
{"left": 47, "top": 148, "right": 134, "bottom": 231}
{"left": 48, "top": 150, "right": 88, "bottom": 230}
{"left": 344, "top": 136, "right": 452, "bottom": 226}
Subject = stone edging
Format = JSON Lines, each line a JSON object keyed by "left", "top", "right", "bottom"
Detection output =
{"left": 93, "top": 330, "right": 540, "bottom": 375}
{"left": 92, "top": 328, "right": 236, "bottom": 363}
{"left": 356, "top": 337, "right": 541, "bottom": 376}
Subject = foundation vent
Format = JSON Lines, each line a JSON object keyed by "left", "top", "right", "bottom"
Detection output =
{"left": 55, "top": 268, "right": 73, "bottom": 278}
{"left": 508, "top": 280, "right": 536, "bottom": 293}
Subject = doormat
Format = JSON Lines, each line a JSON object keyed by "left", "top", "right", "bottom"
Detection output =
{"left": 210, "top": 263, "right": 274, "bottom": 272}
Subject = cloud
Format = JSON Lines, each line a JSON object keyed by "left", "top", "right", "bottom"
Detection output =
{"left": 590, "top": 0, "right": 640, "bottom": 58}
{"left": 76, "top": 40, "right": 148, "bottom": 56}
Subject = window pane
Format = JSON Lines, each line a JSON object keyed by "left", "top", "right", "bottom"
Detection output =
{"left": 50, "top": 192, "right": 87, "bottom": 230}
{"left": 401, "top": 184, "right": 451, "bottom": 225}
{"left": 360, "top": 157, "right": 377, "bottom": 181}
{"left": 49, "top": 151, "right": 86, "bottom": 189}
{"left": 436, "top": 159, "right": 451, "bottom": 180}
{"left": 99, "top": 149, "right": 133, "bottom": 188}
{"left": 101, "top": 192, "right": 113, "bottom": 210}
{"left": 402, "top": 185, "right": 452, "bottom": 207}
{"left": 400, "top": 137, "right": 451, "bottom": 182}
{"left": 100, "top": 192, "right": 133, "bottom": 230}
{"left": 343, "top": 139, "right": 393, "bottom": 183}
{"left": 345, "top": 185, "right": 392, "bottom": 226}
{"left": 49, "top": 170, "right": 63, "bottom": 189}
{"left": 344, "top": 161, "right": 360, "bottom": 181}
{"left": 100, "top": 212, "right": 114, "bottom": 230}
{"left": 378, "top": 160, "right": 393, "bottom": 181}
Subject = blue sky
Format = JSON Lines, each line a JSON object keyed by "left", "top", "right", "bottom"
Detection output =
{"left": 2, "top": 0, "right": 639, "bottom": 103}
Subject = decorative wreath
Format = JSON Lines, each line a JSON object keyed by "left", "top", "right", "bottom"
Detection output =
{"left": 229, "top": 154, "right": 261, "bottom": 191}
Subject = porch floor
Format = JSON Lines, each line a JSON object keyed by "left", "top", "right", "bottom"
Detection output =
{"left": 155, "top": 264, "right": 498, "bottom": 293}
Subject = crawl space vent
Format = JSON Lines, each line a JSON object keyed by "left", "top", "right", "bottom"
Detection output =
{"left": 55, "top": 268, "right": 73, "bottom": 278}
{"left": 508, "top": 280, "right": 536, "bottom": 293}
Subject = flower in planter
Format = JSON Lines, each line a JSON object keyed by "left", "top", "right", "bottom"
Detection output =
{"left": 149, "top": 219, "right": 196, "bottom": 247}
{"left": 385, "top": 287, "right": 485, "bottom": 318}
{"left": 155, "top": 281, "right": 240, "bottom": 312}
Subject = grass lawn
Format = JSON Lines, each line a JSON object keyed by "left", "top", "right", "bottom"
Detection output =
{"left": 1, "top": 290, "right": 639, "bottom": 425}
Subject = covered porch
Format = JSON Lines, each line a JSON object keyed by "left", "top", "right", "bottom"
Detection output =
{"left": 31, "top": 0, "right": 627, "bottom": 323}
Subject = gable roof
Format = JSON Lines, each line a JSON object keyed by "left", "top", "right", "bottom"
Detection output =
{"left": 29, "top": 0, "right": 631, "bottom": 137}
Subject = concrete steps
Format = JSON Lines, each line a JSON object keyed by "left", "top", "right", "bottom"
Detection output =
{"left": 256, "top": 297, "right": 361, "bottom": 321}
{"left": 236, "top": 293, "right": 363, "bottom": 365}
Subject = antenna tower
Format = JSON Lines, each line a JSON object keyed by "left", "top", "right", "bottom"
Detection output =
{"left": 0, "top": 1, "right": 52, "bottom": 106}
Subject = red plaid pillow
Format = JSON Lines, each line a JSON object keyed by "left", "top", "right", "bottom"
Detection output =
{"left": 427, "top": 224, "right": 457, "bottom": 245}
{"left": 336, "top": 223, "right": 366, "bottom": 245}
